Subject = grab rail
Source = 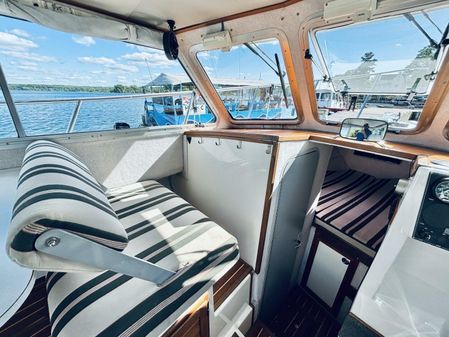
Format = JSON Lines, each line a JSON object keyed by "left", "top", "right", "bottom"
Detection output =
{"left": 0, "top": 77, "right": 282, "bottom": 137}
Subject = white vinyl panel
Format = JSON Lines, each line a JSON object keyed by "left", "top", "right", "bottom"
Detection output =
{"left": 306, "top": 242, "right": 349, "bottom": 307}
{"left": 178, "top": 137, "right": 272, "bottom": 268}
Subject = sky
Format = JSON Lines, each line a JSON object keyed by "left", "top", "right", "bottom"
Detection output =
{"left": 312, "top": 5, "right": 449, "bottom": 79}
{"left": 0, "top": 16, "right": 183, "bottom": 86}
{"left": 0, "top": 4, "right": 448, "bottom": 88}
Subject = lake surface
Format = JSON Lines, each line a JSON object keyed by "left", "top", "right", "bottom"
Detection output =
{"left": 0, "top": 90, "right": 152, "bottom": 138}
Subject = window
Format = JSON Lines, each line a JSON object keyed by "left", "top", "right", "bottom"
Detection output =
{"left": 0, "top": 88, "right": 17, "bottom": 138}
{"left": 0, "top": 15, "right": 214, "bottom": 138}
{"left": 197, "top": 38, "right": 297, "bottom": 120}
{"left": 309, "top": 6, "right": 449, "bottom": 130}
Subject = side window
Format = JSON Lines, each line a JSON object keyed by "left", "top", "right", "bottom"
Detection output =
{"left": 0, "top": 88, "right": 17, "bottom": 138}
{"left": 197, "top": 38, "right": 297, "bottom": 120}
{"left": 309, "top": 6, "right": 449, "bottom": 130}
{"left": 0, "top": 15, "right": 215, "bottom": 138}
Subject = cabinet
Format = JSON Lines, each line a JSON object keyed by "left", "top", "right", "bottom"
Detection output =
{"left": 302, "top": 227, "right": 370, "bottom": 317}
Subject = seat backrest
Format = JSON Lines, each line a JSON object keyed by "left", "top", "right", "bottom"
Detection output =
{"left": 6, "top": 140, "right": 128, "bottom": 272}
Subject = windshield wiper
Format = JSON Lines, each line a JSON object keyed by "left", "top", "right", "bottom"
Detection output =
{"left": 404, "top": 13, "right": 449, "bottom": 60}
{"left": 244, "top": 42, "right": 289, "bottom": 108}
{"left": 404, "top": 13, "right": 439, "bottom": 48}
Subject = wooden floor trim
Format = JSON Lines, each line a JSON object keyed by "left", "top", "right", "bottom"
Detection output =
{"left": 213, "top": 259, "right": 252, "bottom": 309}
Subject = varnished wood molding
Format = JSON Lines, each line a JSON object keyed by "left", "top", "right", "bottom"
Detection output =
{"left": 176, "top": 0, "right": 302, "bottom": 34}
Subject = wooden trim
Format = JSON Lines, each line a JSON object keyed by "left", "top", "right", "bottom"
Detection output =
{"left": 184, "top": 128, "right": 449, "bottom": 161}
{"left": 185, "top": 129, "right": 278, "bottom": 144}
{"left": 300, "top": 15, "right": 449, "bottom": 136}
{"left": 255, "top": 142, "right": 280, "bottom": 274}
{"left": 163, "top": 293, "right": 210, "bottom": 337}
{"left": 301, "top": 227, "right": 373, "bottom": 314}
{"left": 213, "top": 259, "right": 252, "bottom": 309}
{"left": 347, "top": 313, "right": 384, "bottom": 337}
{"left": 176, "top": 0, "right": 302, "bottom": 34}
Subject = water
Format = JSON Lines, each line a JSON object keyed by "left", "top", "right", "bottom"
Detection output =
{"left": 0, "top": 90, "right": 149, "bottom": 138}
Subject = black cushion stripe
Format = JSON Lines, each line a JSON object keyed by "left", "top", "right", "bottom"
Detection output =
{"left": 320, "top": 179, "right": 387, "bottom": 222}
{"left": 26, "top": 142, "right": 86, "bottom": 164}
{"left": 17, "top": 165, "right": 103, "bottom": 193}
{"left": 10, "top": 218, "right": 128, "bottom": 252}
{"left": 124, "top": 248, "right": 238, "bottom": 337}
{"left": 96, "top": 245, "right": 238, "bottom": 337}
{"left": 22, "top": 152, "right": 91, "bottom": 175}
{"left": 367, "top": 224, "right": 389, "bottom": 248}
{"left": 13, "top": 184, "right": 115, "bottom": 217}
{"left": 318, "top": 174, "right": 371, "bottom": 206}
{"left": 47, "top": 273, "right": 66, "bottom": 293}
{"left": 107, "top": 183, "right": 163, "bottom": 203}
{"left": 50, "top": 223, "right": 215, "bottom": 333}
{"left": 12, "top": 191, "right": 117, "bottom": 220}
{"left": 128, "top": 206, "right": 200, "bottom": 240}
{"left": 117, "top": 194, "right": 181, "bottom": 220}
{"left": 10, "top": 230, "right": 37, "bottom": 252}
{"left": 125, "top": 203, "right": 192, "bottom": 233}
{"left": 322, "top": 170, "right": 354, "bottom": 188}
{"left": 126, "top": 204, "right": 193, "bottom": 236}
{"left": 17, "top": 164, "right": 100, "bottom": 188}
{"left": 49, "top": 223, "right": 211, "bottom": 322}
{"left": 115, "top": 191, "right": 176, "bottom": 216}
{"left": 344, "top": 192, "right": 396, "bottom": 235}
{"left": 37, "top": 219, "right": 128, "bottom": 244}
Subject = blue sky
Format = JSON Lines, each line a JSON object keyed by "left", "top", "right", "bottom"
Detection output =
{"left": 0, "top": 16, "right": 183, "bottom": 86}
{"left": 0, "top": 4, "right": 448, "bottom": 87}
{"left": 313, "top": 6, "right": 449, "bottom": 79}
{"left": 197, "top": 40, "right": 286, "bottom": 85}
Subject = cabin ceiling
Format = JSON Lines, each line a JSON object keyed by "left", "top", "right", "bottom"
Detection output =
{"left": 60, "top": 0, "right": 288, "bottom": 30}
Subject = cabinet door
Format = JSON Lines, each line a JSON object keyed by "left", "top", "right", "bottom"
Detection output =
{"left": 306, "top": 241, "right": 351, "bottom": 308}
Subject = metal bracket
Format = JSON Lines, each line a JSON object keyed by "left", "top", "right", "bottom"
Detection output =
{"left": 198, "top": 137, "right": 203, "bottom": 144}
{"left": 236, "top": 140, "right": 242, "bottom": 149}
{"left": 35, "top": 229, "right": 178, "bottom": 286}
{"left": 215, "top": 138, "right": 222, "bottom": 146}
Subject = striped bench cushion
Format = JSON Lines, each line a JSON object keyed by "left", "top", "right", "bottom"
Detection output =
{"left": 6, "top": 140, "right": 128, "bottom": 272}
{"left": 46, "top": 180, "right": 239, "bottom": 337}
{"left": 316, "top": 170, "right": 398, "bottom": 251}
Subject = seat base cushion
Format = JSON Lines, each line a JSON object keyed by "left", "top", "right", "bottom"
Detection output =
{"left": 46, "top": 180, "right": 239, "bottom": 337}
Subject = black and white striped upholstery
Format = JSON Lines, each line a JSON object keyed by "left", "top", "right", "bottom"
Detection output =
{"left": 7, "top": 140, "right": 239, "bottom": 336}
{"left": 46, "top": 180, "right": 239, "bottom": 337}
{"left": 316, "top": 170, "right": 398, "bottom": 250}
{"left": 7, "top": 140, "right": 128, "bottom": 272}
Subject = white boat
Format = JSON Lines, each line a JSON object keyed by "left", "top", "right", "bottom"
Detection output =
{"left": 0, "top": 1, "right": 449, "bottom": 337}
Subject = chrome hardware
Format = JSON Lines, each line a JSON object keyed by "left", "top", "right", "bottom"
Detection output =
{"left": 45, "top": 237, "right": 60, "bottom": 247}
{"left": 236, "top": 140, "right": 242, "bottom": 149}
{"left": 215, "top": 138, "right": 222, "bottom": 146}
{"left": 266, "top": 145, "right": 272, "bottom": 154}
{"left": 198, "top": 137, "right": 203, "bottom": 144}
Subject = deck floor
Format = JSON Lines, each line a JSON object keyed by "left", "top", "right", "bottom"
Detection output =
{"left": 248, "top": 287, "right": 340, "bottom": 337}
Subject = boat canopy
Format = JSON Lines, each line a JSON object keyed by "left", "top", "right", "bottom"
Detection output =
{"left": 145, "top": 73, "right": 271, "bottom": 88}
{"left": 0, "top": 0, "right": 163, "bottom": 49}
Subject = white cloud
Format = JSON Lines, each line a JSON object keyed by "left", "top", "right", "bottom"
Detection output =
{"left": 106, "top": 63, "right": 138, "bottom": 73}
{"left": 0, "top": 32, "right": 37, "bottom": 51}
{"left": 78, "top": 56, "right": 116, "bottom": 65}
{"left": 120, "top": 51, "right": 173, "bottom": 68}
{"left": 72, "top": 36, "right": 96, "bottom": 47}
{"left": 18, "top": 64, "right": 39, "bottom": 71}
{"left": 1, "top": 50, "right": 56, "bottom": 62}
{"left": 9, "top": 29, "right": 30, "bottom": 38}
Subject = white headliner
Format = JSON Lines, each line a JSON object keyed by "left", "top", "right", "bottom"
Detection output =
{"left": 62, "top": 0, "right": 286, "bottom": 30}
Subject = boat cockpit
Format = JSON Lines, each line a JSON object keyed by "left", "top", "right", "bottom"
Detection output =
{"left": 1, "top": 1, "right": 449, "bottom": 337}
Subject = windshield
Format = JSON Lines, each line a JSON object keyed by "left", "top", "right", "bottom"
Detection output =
{"left": 0, "top": 15, "right": 215, "bottom": 138}
{"left": 311, "top": 6, "right": 449, "bottom": 130}
{"left": 197, "top": 38, "right": 296, "bottom": 120}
